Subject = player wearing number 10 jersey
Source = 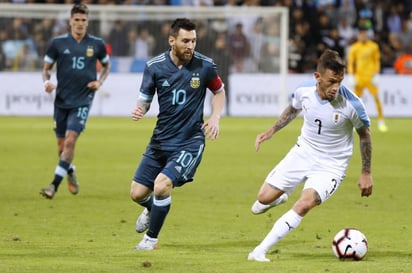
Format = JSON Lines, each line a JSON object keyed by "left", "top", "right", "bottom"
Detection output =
{"left": 130, "top": 18, "right": 225, "bottom": 250}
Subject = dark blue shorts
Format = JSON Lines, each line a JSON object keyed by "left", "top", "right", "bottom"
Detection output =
{"left": 133, "top": 141, "right": 205, "bottom": 190}
{"left": 53, "top": 105, "right": 90, "bottom": 138}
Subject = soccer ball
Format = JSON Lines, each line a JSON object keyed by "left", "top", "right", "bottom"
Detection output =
{"left": 332, "top": 228, "right": 368, "bottom": 261}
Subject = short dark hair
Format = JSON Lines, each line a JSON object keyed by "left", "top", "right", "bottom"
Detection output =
{"left": 317, "top": 49, "right": 345, "bottom": 75}
{"left": 169, "top": 18, "right": 196, "bottom": 37}
{"left": 71, "top": 3, "right": 89, "bottom": 16}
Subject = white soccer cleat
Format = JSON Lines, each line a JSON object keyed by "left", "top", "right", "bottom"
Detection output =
{"left": 135, "top": 208, "right": 150, "bottom": 233}
{"left": 251, "top": 193, "right": 288, "bottom": 215}
{"left": 135, "top": 234, "right": 158, "bottom": 251}
{"left": 248, "top": 250, "right": 270, "bottom": 262}
{"left": 378, "top": 120, "right": 388, "bottom": 132}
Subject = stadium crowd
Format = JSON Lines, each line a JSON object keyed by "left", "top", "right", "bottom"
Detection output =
{"left": 0, "top": 0, "right": 411, "bottom": 75}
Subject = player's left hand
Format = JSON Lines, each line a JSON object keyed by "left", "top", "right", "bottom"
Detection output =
{"left": 202, "top": 116, "right": 220, "bottom": 140}
{"left": 87, "top": 80, "right": 102, "bottom": 91}
{"left": 358, "top": 173, "right": 373, "bottom": 197}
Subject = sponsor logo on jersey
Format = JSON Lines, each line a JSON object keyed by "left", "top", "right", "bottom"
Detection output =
{"left": 64, "top": 49, "right": 71, "bottom": 54}
{"left": 162, "top": 80, "right": 170, "bottom": 87}
{"left": 175, "top": 166, "right": 182, "bottom": 173}
{"left": 190, "top": 73, "right": 200, "bottom": 88}
{"left": 86, "top": 46, "right": 94, "bottom": 57}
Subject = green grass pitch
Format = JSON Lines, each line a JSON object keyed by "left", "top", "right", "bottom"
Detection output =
{"left": 0, "top": 116, "right": 411, "bottom": 273}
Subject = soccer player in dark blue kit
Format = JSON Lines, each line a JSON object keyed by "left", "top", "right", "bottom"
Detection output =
{"left": 39, "top": 3, "right": 110, "bottom": 199}
{"left": 130, "top": 18, "right": 226, "bottom": 250}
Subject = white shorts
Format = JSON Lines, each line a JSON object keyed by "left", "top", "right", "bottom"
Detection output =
{"left": 265, "top": 144, "right": 345, "bottom": 203}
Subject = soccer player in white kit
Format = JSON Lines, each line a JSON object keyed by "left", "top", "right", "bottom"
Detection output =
{"left": 248, "top": 49, "right": 373, "bottom": 262}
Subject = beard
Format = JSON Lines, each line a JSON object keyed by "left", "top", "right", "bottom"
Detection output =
{"left": 175, "top": 49, "right": 193, "bottom": 63}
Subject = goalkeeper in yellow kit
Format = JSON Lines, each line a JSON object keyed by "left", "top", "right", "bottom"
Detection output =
{"left": 347, "top": 27, "right": 388, "bottom": 132}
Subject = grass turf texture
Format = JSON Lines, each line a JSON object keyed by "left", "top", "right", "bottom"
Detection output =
{"left": 0, "top": 116, "right": 411, "bottom": 273}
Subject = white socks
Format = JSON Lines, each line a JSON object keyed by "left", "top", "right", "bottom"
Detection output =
{"left": 255, "top": 209, "right": 303, "bottom": 254}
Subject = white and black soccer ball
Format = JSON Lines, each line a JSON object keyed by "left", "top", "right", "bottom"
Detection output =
{"left": 332, "top": 228, "right": 368, "bottom": 260}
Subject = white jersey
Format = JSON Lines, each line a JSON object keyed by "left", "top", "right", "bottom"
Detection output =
{"left": 291, "top": 79, "right": 370, "bottom": 173}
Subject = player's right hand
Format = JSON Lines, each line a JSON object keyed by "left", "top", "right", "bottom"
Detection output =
{"left": 131, "top": 107, "right": 145, "bottom": 121}
{"left": 255, "top": 128, "right": 274, "bottom": 151}
{"left": 44, "top": 81, "right": 56, "bottom": 93}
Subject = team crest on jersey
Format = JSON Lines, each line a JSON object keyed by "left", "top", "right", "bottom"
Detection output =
{"left": 190, "top": 73, "right": 200, "bottom": 88}
{"left": 333, "top": 112, "right": 340, "bottom": 124}
{"left": 86, "top": 46, "right": 94, "bottom": 57}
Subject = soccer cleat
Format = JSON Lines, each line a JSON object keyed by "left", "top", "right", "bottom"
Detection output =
{"left": 67, "top": 166, "right": 79, "bottom": 195}
{"left": 251, "top": 193, "right": 288, "bottom": 215}
{"left": 39, "top": 184, "right": 56, "bottom": 199}
{"left": 135, "top": 234, "right": 158, "bottom": 250}
{"left": 136, "top": 208, "right": 150, "bottom": 233}
{"left": 378, "top": 120, "right": 388, "bottom": 132}
{"left": 248, "top": 250, "right": 270, "bottom": 262}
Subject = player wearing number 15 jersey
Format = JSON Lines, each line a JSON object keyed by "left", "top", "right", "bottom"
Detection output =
{"left": 39, "top": 3, "right": 110, "bottom": 199}
{"left": 248, "top": 49, "right": 373, "bottom": 262}
{"left": 130, "top": 18, "right": 225, "bottom": 250}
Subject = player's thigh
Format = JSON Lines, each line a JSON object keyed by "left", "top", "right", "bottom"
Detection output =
{"left": 162, "top": 141, "right": 205, "bottom": 187}
{"left": 265, "top": 145, "right": 313, "bottom": 195}
{"left": 53, "top": 106, "right": 69, "bottom": 138}
{"left": 67, "top": 105, "right": 91, "bottom": 135}
{"left": 133, "top": 148, "right": 166, "bottom": 191}
{"left": 304, "top": 172, "right": 343, "bottom": 203}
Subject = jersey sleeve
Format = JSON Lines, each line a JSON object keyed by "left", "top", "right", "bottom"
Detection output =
{"left": 44, "top": 39, "right": 58, "bottom": 64}
{"left": 205, "top": 59, "right": 224, "bottom": 94}
{"left": 96, "top": 39, "right": 110, "bottom": 64}
{"left": 138, "top": 64, "right": 155, "bottom": 103}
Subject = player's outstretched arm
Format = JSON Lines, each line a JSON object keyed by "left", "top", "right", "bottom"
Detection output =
{"left": 356, "top": 127, "right": 373, "bottom": 197}
{"left": 255, "top": 104, "right": 301, "bottom": 151}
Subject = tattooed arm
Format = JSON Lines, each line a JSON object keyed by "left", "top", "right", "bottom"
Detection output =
{"left": 255, "top": 104, "right": 301, "bottom": 151}
{"left": 356, "top": 126, "right": 373, "bottom": 197}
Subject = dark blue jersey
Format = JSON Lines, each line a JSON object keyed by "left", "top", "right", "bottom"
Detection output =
{"left": 44, "top": 33, "right": 109, "bottom": 108}
{"left": 139, "top": 51, "right": 224, "bottom": 151}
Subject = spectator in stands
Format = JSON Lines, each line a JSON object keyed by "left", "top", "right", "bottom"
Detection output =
{"left": 152, "top": 21, "right": 171, "bottom": 55}
{"left": 131, "top": 27, "right": 155, "bottom": 60}
{"left": 321, "top": 27, "right": 346, "bottom": 58}
{"left": 259, "top": 21, "right": 281, "bottom": 73}
{"left": 337, "top": 17, "right": 356, "bottom": 49}
{"left": 338, "top": 0, "right": 357, "bottom": 27}
{"left": 249, "top": 18, "right": 265, "bottom": 71}
{"left": 228, "top": 22, "right": 250, "bottom": 72}
{"left": 397, "top": 19, "right": 412, "bottom": 47}
{"left": 386, "top": 3, "right": 402, "bottom": 33}
{"left": 393, "top": 39, "right": 412, "bottom": 74}
{"left": 107, "top": 20, "right": 130, "bottom": 56}
{"left": 11, "top": 43, "right": 38, "bottom": 71}
{"left": 5, "top": 18, "right": 29, "bottom": 40}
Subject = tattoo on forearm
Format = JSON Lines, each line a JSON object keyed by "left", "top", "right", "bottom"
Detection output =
{"left": 273, "top": 105, "right": 300, "bottom": 131}
{"left": 360, "top": 140, "right": 372, "bottom": 173}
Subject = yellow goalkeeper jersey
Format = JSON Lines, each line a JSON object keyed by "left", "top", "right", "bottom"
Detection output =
{"left": 347, "top": 40, "right": 380, "bottom": 80}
